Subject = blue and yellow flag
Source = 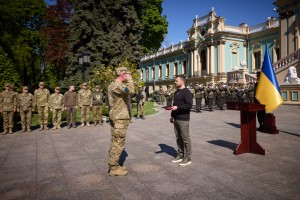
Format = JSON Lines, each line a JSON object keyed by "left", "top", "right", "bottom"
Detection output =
{"left": 256, "top": 47, "right": 283, "bottom": 112}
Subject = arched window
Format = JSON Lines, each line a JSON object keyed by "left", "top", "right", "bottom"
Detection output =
{"left": 201, "top": 50, "right": 206, "bottom": 70}
{"left": 159, "top": 65, "right": 162, "bottom": 78}
{"left": 254, "top": 51, "right": 261, "bottom": 70}
{"left": 174, "top": 62, "right": 178, "bottom": 76}
{"left": 166, "top": 63, "right": 169, "bottom": 77}
{"left": 182, "top": 61, "right": 187, "bottom": 75}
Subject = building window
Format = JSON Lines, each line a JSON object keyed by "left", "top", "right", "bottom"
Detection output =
{"left": 275, "top": 48, "right": 280, "bottom": 60}
{"left": 166, "top": 63, "right": 169, "bottom": 77}
{"left": 141, "top": 69, "right": 143, "bottom": 80}
{"left": 281, "top": 91, "right": 287, "bottom": 101}
{"left": 159, "top": 65, "right": 162, "bottom": 78}
{"left": 146, "top": 68, "right": 149, "bottom": 80}
{"left": 152, "top": 67, "right": 155, "bottom": 80}
{"left": 201, "top": 50, "right": 206, "bottom": 70}
{"left": 254, "top": 51, "right": 261, "bottom": 70}
{"left": 292, "top": 91, "right": 298, "bottom": 101}
{"left": 183, "top": 61, "right": 187, "bottom": 75}
{"left": 174, "top": 62, "right": 178, "bottom": 76}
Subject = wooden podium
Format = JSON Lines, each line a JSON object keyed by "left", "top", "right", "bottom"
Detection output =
{"left": 227, "top": 102, "right": 265, "bottom": 155}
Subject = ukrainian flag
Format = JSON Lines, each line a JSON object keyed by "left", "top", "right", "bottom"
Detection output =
{"left": 256, "top": 47, "right": 283, "bottom": 112}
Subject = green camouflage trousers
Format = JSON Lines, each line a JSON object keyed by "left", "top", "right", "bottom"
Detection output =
{"left": 2, "top": 111, "right": 14, "bottom": 129}
{"left": 93, "top": 105, "right": 102, "bottom": 122}
{"left": 109, "top": 119, "right": 129, "bottom": 166}
{"left": 81, "top": 105, "right": 90, "bottom": 123}
{"left": 137, "top": 102, "right": 144, "bottom": 116}
{"left": 37, "top": 106, "right": 49, "bottom": 125}
{"left": 20, "top": 109, "right": 32, "bottom": 127}
{"left": 52, "top": 109, "right": 62, "bottom": 127}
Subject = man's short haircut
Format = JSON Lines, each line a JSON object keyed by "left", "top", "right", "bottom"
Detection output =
{"left": 176, "top": 75, "right": 186, "bottom": 83}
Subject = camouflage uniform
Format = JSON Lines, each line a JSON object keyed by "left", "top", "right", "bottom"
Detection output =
{"left": 18, "top": 86, "right": 33, "bottom": 132}
{"left": 92, "top": 86, "right": 104, "bottom": 125}
{"left": 205, "top": 85, "right": 215, "bottom": 112}
{"left": 194, "top": 83, "right": 204, "bottom": 112}
{"left": 34, "top": 82, "right": 50, "bottom": 130}
{"left": 165, "top": 86, "right": 174, "bottom": 108}
{"left": 49, "top": 88, "right": 64, "bottom": 129}
{"left": 78, "top": 83, "right": 92, "bottom": 126}
{"left": 108, "top": 67, "right": 134, "bottom": 173}
{"left": 136, "top": 88, "right": 146, "bottom": 119}
{"left": 0, "top": 84, "right": 17, "bottom": 134}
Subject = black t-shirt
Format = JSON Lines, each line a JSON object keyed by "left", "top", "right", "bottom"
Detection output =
{"left": 171, "top": 87, "right": 193, "bottom": 120}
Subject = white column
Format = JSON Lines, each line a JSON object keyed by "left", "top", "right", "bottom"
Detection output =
{"left": 191, "top": 51, "right": 194, "bottom": 77}
{"left": 206, "top": 46, "right": 210, "bottom": 74}
{"left": 210, "top": 45, "right": 215, "bottom": 74}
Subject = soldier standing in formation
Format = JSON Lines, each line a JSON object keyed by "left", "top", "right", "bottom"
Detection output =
{"left": 165, "top": 85, "right": 174, "bottom": 108}
{"left": 78, "top": 82, "right": 92, "bottom": 127}
{"left": 34, "top": 82, "right": 50, "bottom": 131}
{"left": 92, "top": 85, "right": 104, "bottom": 126}
{"left": 216, "top": 84, "right": 226, "bottom": 110}
{"left": 136, "top": 86, "right": 146, "bottom": 120}
{"left": 247, "top": 83, "right": 255, "bottom": 103}
{"left": 205, "top": 83, "right": 215, "bottom": 112}
{"left": 49, "top": 87, "right": 64, "bottom": 130}
{"left": 0, "top": 83, "right": 17, "bottom": 135}
{"left": 107, "top": 67, "right": 134, "bottom": 176}
{"left": 194, "top": 82, "right": 204, "bottom": 113}
{"left": 18, "top": 86, "right": 33, "bottom": 132}
{"left": 158, "top": 87, "right": 164, "bottom": 105}
{"left": 64, "top": 85, "right": 78, "bottom": 129}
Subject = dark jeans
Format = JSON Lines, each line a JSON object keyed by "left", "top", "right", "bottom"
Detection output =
{"left": 174, "top": 119, "right": 192, "bottom": 160}
{"left": 66, "top": 107, "right": 77, "bottom": 126}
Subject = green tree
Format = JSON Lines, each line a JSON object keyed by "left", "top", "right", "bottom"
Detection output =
{"left": 139, "top": 0, "right": 168, "bottom": 53}
{"left": 0, "top": 0, "right": 47, "bottom": 88}
{"left": 0, "top": 47, "right": 22, "bottom": 92}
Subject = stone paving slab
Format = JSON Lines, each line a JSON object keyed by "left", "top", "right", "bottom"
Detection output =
{"left": 0, "top": 104, "right": 299, "bottom": 200}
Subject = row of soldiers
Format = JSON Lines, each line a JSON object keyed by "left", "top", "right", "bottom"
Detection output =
{"left": 0, "top": 82, "right": 105, "bottom": 135}
{"left": 154, "top": 82, "right": 256, "bottom": 112}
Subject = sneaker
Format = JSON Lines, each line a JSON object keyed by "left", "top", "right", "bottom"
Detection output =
{"left": 179, "top": 158, "right": 191, "bottom": 166}
{"left": 171, "top": 155, "right": 183, "bottom": 163}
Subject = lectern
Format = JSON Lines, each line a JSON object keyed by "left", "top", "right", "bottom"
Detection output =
{"left": 227, "top": 102, "right": 266, "bottom": 155}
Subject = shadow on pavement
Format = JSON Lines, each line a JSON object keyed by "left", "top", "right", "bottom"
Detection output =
{"left": 155, "top": 143, "right": 177, "bottom": 157}
{"left": 119, "top": 150, "right": 128, "bottom": 166}
{"left": 280, "top": 130, "right": 300, "bottom": 137}
{"left": 207, "top": 140, "right": 238, "bottom": 151}
{"left": 225, "top": 122, "right": 240, "bottom": 129}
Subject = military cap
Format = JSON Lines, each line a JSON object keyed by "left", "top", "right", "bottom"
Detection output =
{"left": 23, "top": 86, "right": 28, "bottom": 90}
{"left": 82, "top": 82, "right": 88, "bottom": 86}
{"left": 55, "top": 86, "right": 60, "bottom": 90}
{"left": 4, "top": 83, "right": 11, "bottom": 87}
{"left": 39, "top": 82, "right": 45, "bottom": 86}
{"left": 95, "top": 85, "right": 100, "bottom": 89}
{"left": 116, "top": 67, "right": 130, "bottom": 76}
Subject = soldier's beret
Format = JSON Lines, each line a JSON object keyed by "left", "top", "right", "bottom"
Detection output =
{"left": 5, "top": 83, "right": 11, "bottom": 87}
{"left": 23, "top": 86, "right": 28, "bottom": 90}
{"left": 116, "top": 67, "right": 130, "bottom": 76}
{"left": 39, "top": 82, "right": 45, "bottom": 86}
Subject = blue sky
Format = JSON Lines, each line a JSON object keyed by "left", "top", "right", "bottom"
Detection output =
{"left": 162, "top": 0, "right": 277, "bottom": 46}
{"left": 45, "top": 0, "right": 277, "bottom": 47}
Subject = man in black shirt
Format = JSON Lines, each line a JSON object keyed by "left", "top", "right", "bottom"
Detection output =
{"left": 170, "top": 75, "right": 193, "bottom": 166}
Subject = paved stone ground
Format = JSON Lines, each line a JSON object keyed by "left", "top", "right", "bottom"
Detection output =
{"left": 0, "top": 104, "right": 300, "bottom": 200}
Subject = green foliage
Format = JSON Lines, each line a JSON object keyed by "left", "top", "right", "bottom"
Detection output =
{"left": 139, "top": 0, "right": 168, "bottom": 53}
{"left": 0, "top": 47, "right": 22, "bottom": 92}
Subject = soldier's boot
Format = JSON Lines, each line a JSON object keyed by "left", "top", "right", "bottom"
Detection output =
{"left": 80, "top": 123, "right": 85, "bottom": 127}
{"left": 20, "top": 126, "right": 26, "bottom": 132}
{"left": 2, "top": 128, "right": 8, "bottom": 135}
{"left": 39, "top": 125, "right": 44, "bottom": 131}
{"left": 44, "top": 125, "right": 49, "bottom": 130}
{"left": 53, "top": 126, "right": 57, "bottom": 130}
{"left": 109, "top": 166, "right": 128, "bottom": 176}
{"left": 86, "top": 122, "right": 91, "bottom": 127}
{"left": 27, "top": 126, "right": 32, "bottom": 132}
{"left": 8, "top": 128, "right": 13, "bottom": 134}
{"left": 57, "top": 125, "right": 61, "bottom": 130}
{"left": 94, "top": 121, "right": 97, "bottom": 126}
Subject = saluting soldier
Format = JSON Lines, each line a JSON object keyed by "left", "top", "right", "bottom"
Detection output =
{"left": 136, "top": 86, "right": 146, "bottom": 119}
{"left": 0, "top": 83, "right": 17, "bottom": 134}
{"left": 49, "top": 86, "right": 64, "bottom": 130}
{"left": 18, "top": 86, "right": 33, "bottom": 132}
{"left": 92, "top": 85, "right": 104, "bottom": 126}
{"left": 78, "top": 82, "right": 92, "bottom": 127}
{"left": 34, "top": 82, "right": 50, "bottom": 131}
{"left": 108, "top": 67, "right": 134, "bottom": 176}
